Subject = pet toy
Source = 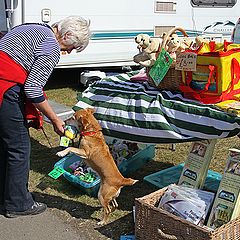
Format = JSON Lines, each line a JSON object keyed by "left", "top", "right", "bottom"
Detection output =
{"left": 59, "top": 125, "right": 79, "bottom": 147}
{"left": 64, "top": 125, "right": 78, "bottom": 140}
{"left": 133, "top": 37, "right": 162, "bottom": 67}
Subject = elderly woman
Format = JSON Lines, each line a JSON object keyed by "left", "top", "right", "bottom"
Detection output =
{"left": 0, "top": 16, "right": 91, "bottom": 218}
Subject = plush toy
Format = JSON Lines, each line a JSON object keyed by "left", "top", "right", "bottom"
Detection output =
{"left": 133, "top": 34, "right": 152, "bottom": 64}
{"left": 165, "top": 33, "right": 182, "bottom": 64}
{"left": 166, "top": 33, "right": 181, "bottom": 53}
{"left": 194, "top": 36, "right": 210, "bottom": 49}
{"left": 160, "top": 27, "right": 190, "bottom": 65}
{"left": 161, "top": 26, "right": 188, "bottom": 53}
{"left": 180, "top": 36, "right": 193, "bottom": 50}
{"left": 133, "top": 37, "right": 162, "bottom": 67}
{"left": 159, "top": 32, "right": 170, "bottom": 51}
{"left": 167, "top": 34, "right": 193, "bottom": 56}
{"left": 135, "top": 33, "right": 150, "bottom": 50}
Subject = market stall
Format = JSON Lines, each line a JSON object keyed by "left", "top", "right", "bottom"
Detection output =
{"left": 67, "top": 27, "right": 240, "bottom": 238}
{"left": 71, "top": 71, "right": 240, "bottom": 238}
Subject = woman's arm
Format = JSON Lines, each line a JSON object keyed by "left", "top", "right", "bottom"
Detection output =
{"left": 34, "top": 100, "right": 65, "bottom": 135}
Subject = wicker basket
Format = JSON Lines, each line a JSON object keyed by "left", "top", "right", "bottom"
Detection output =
{"left": 147, "top": 27, "right": 188, "bottom": 92}
{"left": 147, "top": 67, "right": 182, "bottom": 92}
{"left": 135, "top": 188, "right": 240, "bottom": 240}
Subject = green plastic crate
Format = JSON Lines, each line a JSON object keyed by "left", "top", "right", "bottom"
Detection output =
{"left": 54, "top": 153, "right": 101, "bottom": 197}
{"left": 144, "top": 163, "right": 222, "bottom": 193}
{"left": 118, "top": 145, "right": 155, "bottom": 175}
{"left": 54, "top": 144, "right": 155, "bottom": 197}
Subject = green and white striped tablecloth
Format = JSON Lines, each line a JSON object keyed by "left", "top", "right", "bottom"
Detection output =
{"left": 73, "top": 71, "right": 240, "bottom": 144}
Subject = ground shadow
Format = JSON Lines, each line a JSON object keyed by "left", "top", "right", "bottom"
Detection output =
{"left": 30, "top": 138, "right": 61, "bottom": 174}
{"left": 46, "top": 68, "right": 85, "bottom": 91}
{"left": 96, "top": 213, "right": 135, "bottom": 240}
{"left": 32, "top": 191, "right": 100, "bottom": 220}
{"left": 32, "top": 191, "right": 135, "bottom": 240}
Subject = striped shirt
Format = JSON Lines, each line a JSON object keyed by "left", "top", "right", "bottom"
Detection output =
{"left": 0, "top": 23, "right": 60, "bottom": 103}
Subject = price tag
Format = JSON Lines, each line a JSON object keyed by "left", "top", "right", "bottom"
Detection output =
{"left": 175, "top": 52, "right": 197, "bottom": 71}
{"left": 48, "top": 167, "right": 65, "bottom": 179}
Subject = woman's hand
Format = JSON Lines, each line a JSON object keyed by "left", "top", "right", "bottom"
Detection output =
{"left": 52, "top": 117, "right": 65, "bottom": 136}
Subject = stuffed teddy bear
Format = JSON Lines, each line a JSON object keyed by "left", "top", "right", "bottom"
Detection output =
{"left": 133, "top": 37, "right": 162, "bottom": 67}
{"left": 160, "top": 27, "right": 188, "bottom": 63}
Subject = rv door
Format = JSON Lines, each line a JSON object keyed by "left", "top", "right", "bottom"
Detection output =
{"left": 0, "top": 0, "right": 7, "bottom": 35}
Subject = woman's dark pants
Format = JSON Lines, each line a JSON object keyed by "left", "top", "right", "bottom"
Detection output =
{"left": 0, "top": 87, "right": 34, "bottom": 212}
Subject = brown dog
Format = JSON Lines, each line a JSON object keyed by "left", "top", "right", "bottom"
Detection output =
{"left": 56, "top": 108, "right": 138, "bottom": 225}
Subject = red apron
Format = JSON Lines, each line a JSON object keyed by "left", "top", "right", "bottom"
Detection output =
{"left": 0, "top": 51, "right": 43, "bottom": 129}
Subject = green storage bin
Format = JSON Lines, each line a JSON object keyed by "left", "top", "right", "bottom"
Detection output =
{"left": 54, "top": 153, "right": 101, "bottom": 197}
{"left": 144, "top": 163, "right": 222, "bottom": 193}
{"left": 118, "top": 144, "right": 155, "bottom": 175}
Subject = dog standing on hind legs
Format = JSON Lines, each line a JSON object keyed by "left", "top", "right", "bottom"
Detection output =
{"left": 56, "top": 108, "right": 138, "bottom": 225}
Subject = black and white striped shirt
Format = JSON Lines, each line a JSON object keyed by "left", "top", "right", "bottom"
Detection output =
{"left": 0, "top": 23, "right": 60, "bottom": 103}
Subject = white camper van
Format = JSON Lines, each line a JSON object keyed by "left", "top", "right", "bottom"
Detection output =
{"left": 0, "top": 0, "right": 239, "bottom": 69}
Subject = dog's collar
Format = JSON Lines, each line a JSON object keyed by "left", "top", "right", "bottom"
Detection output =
{"left": 80, "top": 131, "right": 97, "bottom": 137}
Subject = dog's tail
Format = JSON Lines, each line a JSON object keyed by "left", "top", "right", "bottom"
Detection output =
{"left": 122, "top": 178, "right": 138, "bottom": 186}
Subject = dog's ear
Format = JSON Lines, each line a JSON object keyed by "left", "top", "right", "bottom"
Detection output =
{"left": 73, "top": 110, "right": 82, "bottom": 121}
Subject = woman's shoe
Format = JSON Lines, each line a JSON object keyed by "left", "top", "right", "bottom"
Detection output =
{"left": 5, "top": 202, "right": 47, "bottom": 218}
{"left": 0, "top": 205, "right": 5, "bottom": 215}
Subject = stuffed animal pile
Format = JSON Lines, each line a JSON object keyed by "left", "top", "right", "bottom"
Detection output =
{"left": 133, "top": 27, "right": 211, "bottom": 68}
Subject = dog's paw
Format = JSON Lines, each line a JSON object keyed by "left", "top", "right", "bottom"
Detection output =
{"left": 97, "top": 220, "right": 106, "bottom": 226}
{"left": 56, "top": 151, "right": 67, "bottom": 157}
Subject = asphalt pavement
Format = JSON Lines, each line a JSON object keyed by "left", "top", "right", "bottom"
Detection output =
{"left": 0, "top": 209, "right": 82, "bottom": 240}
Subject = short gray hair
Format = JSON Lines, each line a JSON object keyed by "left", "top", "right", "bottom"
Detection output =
{"left": 53, "top": 16, "right": 91, "bottom": 52}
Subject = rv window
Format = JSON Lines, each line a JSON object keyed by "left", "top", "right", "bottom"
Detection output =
{"left": 155, "top": 1, "right": 176, "bottom": 13}
{"left": 155, "top": 26, "right": 175, "bottom": 36}
{"left": 191, "top": 0, "right": 236, "bottom": 7}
